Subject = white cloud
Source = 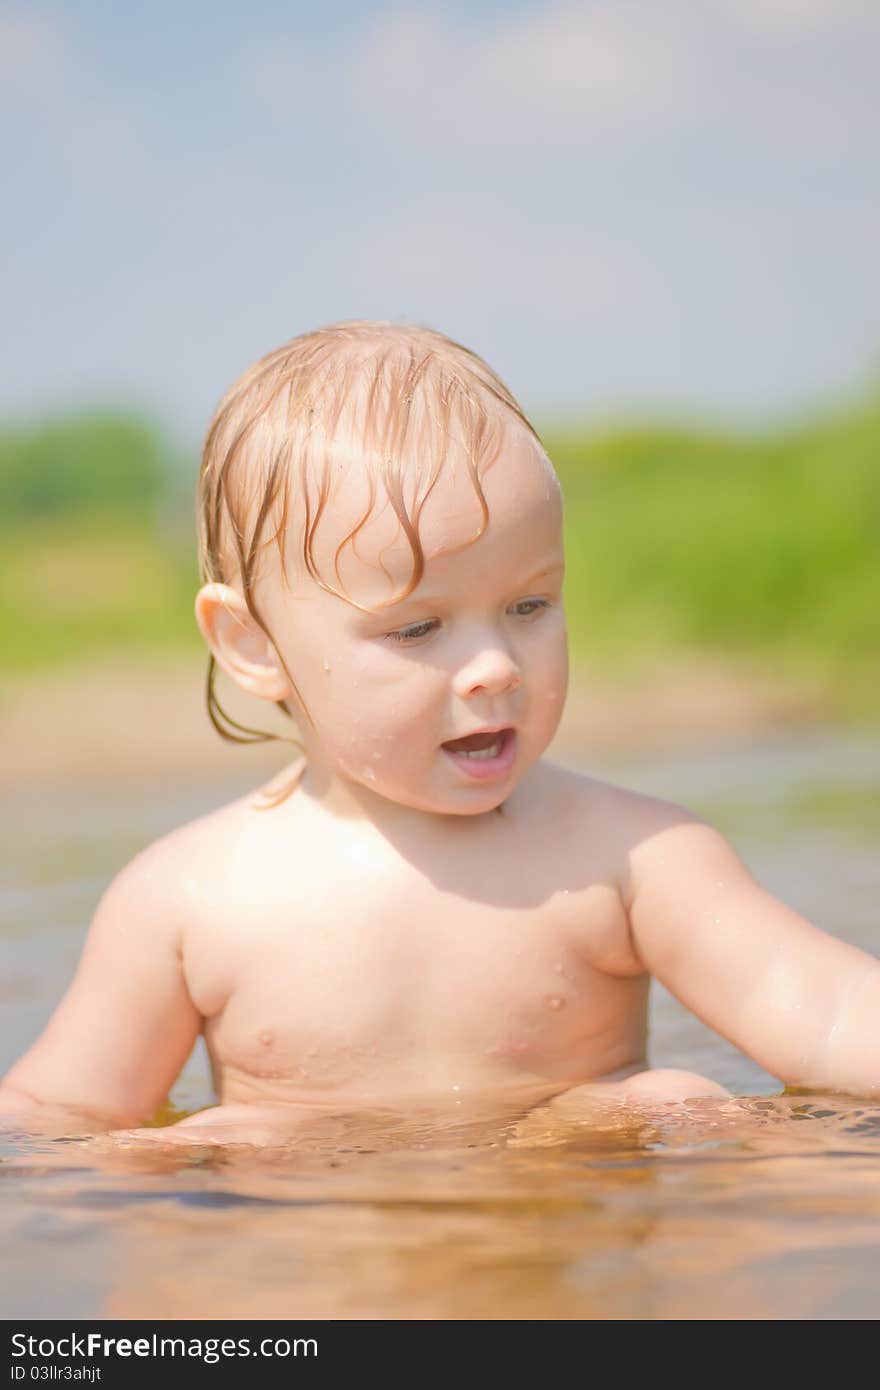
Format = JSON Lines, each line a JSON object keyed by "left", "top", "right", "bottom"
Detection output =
{"left": 0, "top": 4, "right": 70, "bottom": 102}
{"left": 1, "top": 3, "right": 151, "bottom": 181}
{"left": 244, "top": 3, "right": 692, "bottom": 147}
{"left": 463, "top": 5, "right": 685, "bottom": 127}
{"left": 242, "top": 1, "right": 878, "bottom": 168}
{"left": 729, "top": 0, "right": 879, "bottom": 36}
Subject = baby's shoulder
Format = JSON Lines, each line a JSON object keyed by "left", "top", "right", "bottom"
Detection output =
{"left": 107, "top": 790, "right": 256, "bottom": 923}
{"left": 542, "top": 765, "right": 712, "bottom": 914}
{"left": 545, "top": 761, "right": 703, "bottom": 848}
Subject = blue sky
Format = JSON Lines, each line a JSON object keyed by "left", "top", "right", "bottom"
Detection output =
{"left": 3, "top": 0, "right": 879, "bottom": 447}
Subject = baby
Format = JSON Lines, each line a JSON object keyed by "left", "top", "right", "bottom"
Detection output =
{"left": 3, "top": 319, "right": 879, "bottom": 1147}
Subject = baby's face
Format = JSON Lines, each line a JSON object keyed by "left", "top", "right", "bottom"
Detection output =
{"left": 260, "top": 422, "right": 568, "bottom": 819}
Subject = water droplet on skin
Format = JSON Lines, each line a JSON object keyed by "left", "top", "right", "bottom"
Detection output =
{"left": 363, "top": 768, "right": 376, "bottom": 781}
{"left": 451, "top": 1084, "right": 461, "bottom": 1092}
{"left": 322, "top": 659, "right": 331, "bottom": 672}
{"left": 258, "top": 1030, "right": 273, "bottom": 1047}
{"left": 545, "top": 994, "right": 566, "bottom": 1011}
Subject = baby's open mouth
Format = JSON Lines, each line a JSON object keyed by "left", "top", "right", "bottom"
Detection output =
{"left": 441, "top": 728, "right": 514, "bottom": 760}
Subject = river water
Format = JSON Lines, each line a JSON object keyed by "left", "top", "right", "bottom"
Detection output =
{"left": 1, "top": 728, "right": 878, "bottom": 1318}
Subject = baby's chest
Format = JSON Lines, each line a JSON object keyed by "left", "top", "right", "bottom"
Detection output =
{"left": 185, "top": 862, "right": 637, "bottom": 1084}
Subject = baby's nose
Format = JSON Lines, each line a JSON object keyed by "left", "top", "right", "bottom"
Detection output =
{"left": 453, "top": 649, "right": 522, "bottom": 698}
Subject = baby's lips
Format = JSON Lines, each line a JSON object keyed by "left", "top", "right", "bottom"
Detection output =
{"left": 441, "top": 726, "right": 515, "bottom": 753}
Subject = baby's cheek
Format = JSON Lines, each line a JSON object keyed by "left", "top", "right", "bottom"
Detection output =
{"left": 320, "top": 653, "right": 442, "bottom": 777}
{"left": 535, "top": 645, "right": 568, "bottom": 725}
{"left": 326, "top": 696, "right": 424, "bottom": 781}
{"left": 353, "top": 728, "right": 401, "bottom": 784}
{"left": 366, "top": 665, "right": 445, "bottom": 737}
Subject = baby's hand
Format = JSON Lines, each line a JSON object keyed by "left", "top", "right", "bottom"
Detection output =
{"left": 0, "top": 1087, "right": 108, "bottom": 1141}
{"left": 108, "top": 1102, "right": 347, "bottom": 1150}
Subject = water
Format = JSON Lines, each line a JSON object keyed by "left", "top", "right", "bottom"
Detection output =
{"left": 1, "top": 729, "right": 879, "bottom": 1318}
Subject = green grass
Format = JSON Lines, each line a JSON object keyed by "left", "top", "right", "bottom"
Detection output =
{"left": 0, "top": 513, "right": 200, "bottom": 669}
{"left": 542, "top": 391, "right": 880, "bottom": 714}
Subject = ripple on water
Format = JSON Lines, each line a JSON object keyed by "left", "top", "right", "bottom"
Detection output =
{"left": 5, "top": 1091, "right": 880, "bottom": 1318}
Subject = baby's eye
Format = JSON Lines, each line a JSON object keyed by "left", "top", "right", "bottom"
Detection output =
{"left": 512, "top": 598, "right": 551, "bottom": 618}
{"left": 385, "top": 619, "right": 438, "bottom": 644}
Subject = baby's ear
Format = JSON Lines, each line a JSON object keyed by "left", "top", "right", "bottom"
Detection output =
{"left": 195, "top": 583, "right": 292, "bottom": 702}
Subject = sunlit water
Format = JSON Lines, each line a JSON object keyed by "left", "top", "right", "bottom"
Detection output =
{"left": 2, "top": 729, "right": 879, "bottom": 1319}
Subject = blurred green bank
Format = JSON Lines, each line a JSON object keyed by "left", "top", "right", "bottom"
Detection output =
{"left": 1, "top": 392, "right": 877, "bottom": 717}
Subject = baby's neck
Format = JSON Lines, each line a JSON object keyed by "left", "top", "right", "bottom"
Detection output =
{"left": 294, "top": 759, "right": 508, "bottom": 837}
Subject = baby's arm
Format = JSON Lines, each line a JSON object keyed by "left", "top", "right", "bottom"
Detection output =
{"left": 0, "top": 835, "right": 202, "bottom": 1132}
{"left": 622, "top": 800, "right": 880, "bottom": 1096}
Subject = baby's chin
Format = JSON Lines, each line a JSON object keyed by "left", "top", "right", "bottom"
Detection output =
{"left": 383, "top": 788, "right": 510, "bottom": 822}
{"left": 358, "top": 776, "right": 509, "bottom": 816}
{"left": 357, "top": 759, "right": 529, "bottom": 820}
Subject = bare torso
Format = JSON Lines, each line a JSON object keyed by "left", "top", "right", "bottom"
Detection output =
{"left": 180, "top": 757, "right": 649, "bottom": 1120}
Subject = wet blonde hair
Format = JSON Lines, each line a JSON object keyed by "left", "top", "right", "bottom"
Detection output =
{"left": 197, "top": 319, "right": 549, "bottom": 795}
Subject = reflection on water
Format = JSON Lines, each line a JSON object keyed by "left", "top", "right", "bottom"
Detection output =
{"left": 1, "top": 729, "right": 879, "bottom": 1319}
